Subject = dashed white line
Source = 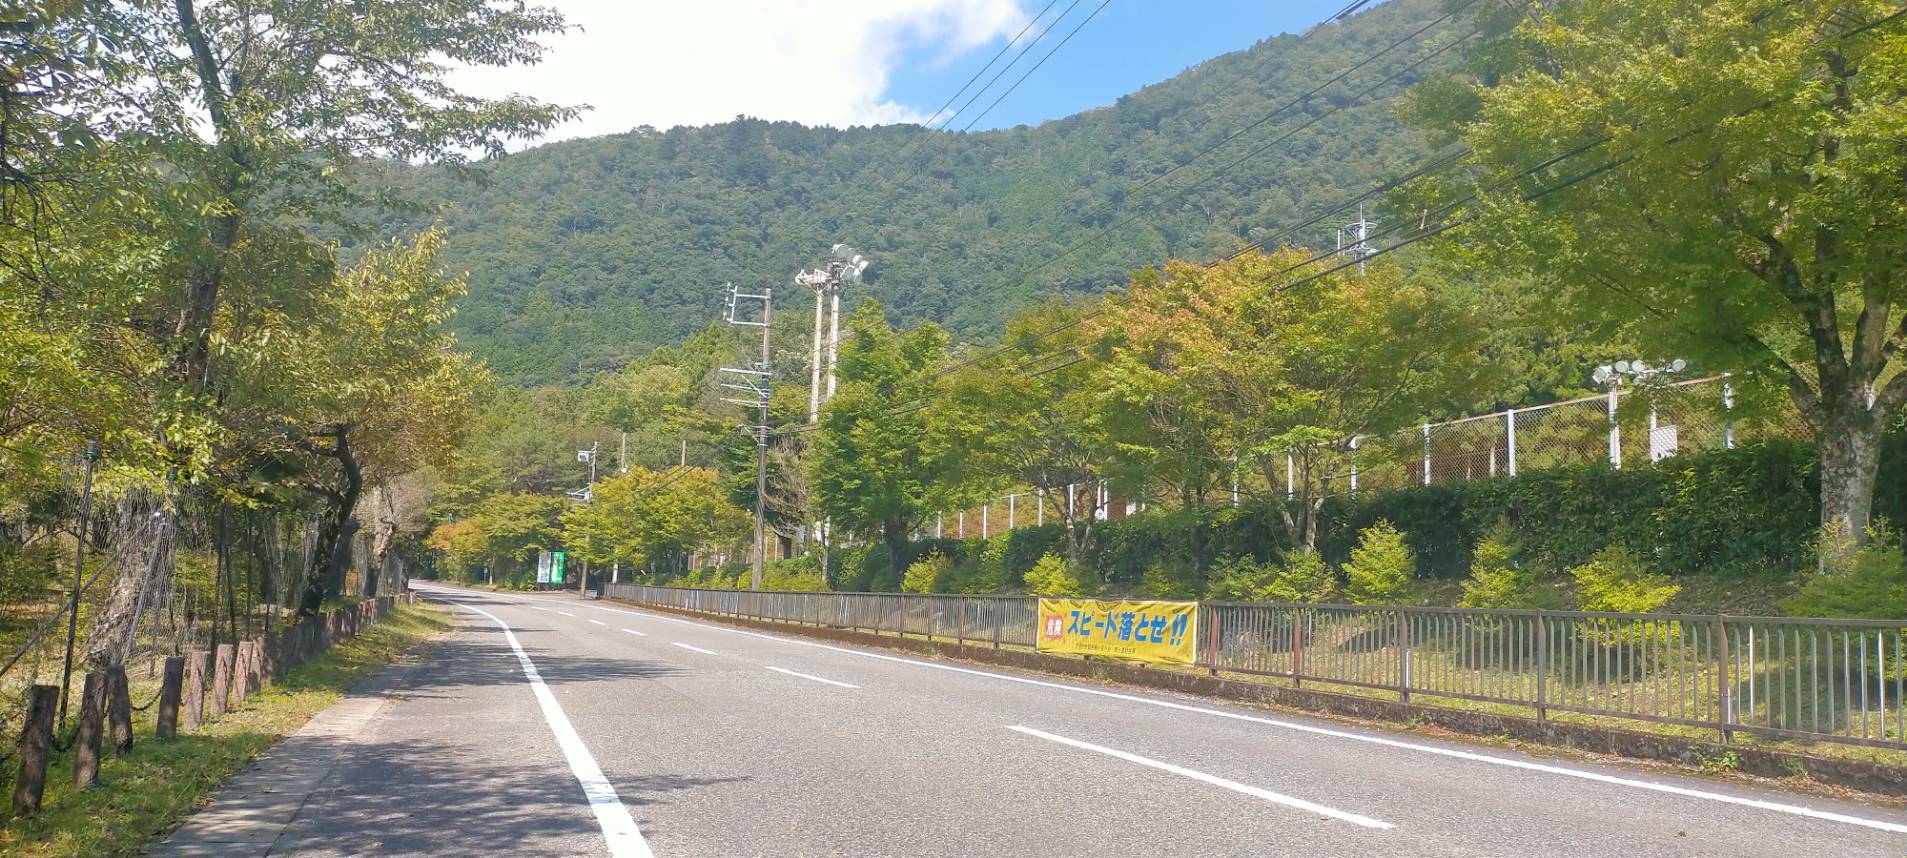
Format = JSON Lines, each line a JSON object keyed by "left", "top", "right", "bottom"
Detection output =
{"left": 671, "top": 642, "right": 716, "bottom": 655}
{"left": 556, "top": 611, "right": 576, "bottom": 617}
{"left": 589, "top": 619, "right": 607, "bottom": 626}
{"left": 621, "top": 628, "right": 647, "bottom": 637}
{"left": 439, "top": 600, "right": 654, "bottom": 858}
{"left": 766, "top": 666, "right": 859, "bottom": 689}
{"left": 516, "top": 591, "right": 1907, "bottom": 837}
{"left": 1008, "top": 725, "right": 1390, "bottom": 829}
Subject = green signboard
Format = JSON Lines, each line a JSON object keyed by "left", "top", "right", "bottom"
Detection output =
{"left": 551, "top": 551, "right": 566, "bottom": 584}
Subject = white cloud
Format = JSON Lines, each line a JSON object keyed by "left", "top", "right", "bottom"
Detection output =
{"left": 452, "top": 0, "right": 1031, "bottom": 144}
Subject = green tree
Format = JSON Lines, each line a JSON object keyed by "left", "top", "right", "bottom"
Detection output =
{"left": 1102, "top": 251, "right": 1473, "bottom": 555}
{"left": 811, "top": 300, "right": 951, "bottom": 578}
{"left": 1343, "top": 520, "right": 1416, "bottom": 605}
{"left": 1459, "top": 525, "right": 1537, "bottom": 609}
{"left": 1406, "top": 1, "right": 1907, "bottom": 554}
{"left": 1569, "top": 546, "right": 1680, "bottom": 614}
{"left": 1022, "top": 553, "right": 1083, "bottom": 597}
{"left": 561, "top": 466, "right": 748, "bottom": 578}
{"left": 901, "top": 552, "right": 950, "bottom": 594}
{"left": 938, "top": 300, "right": 1112, "bottom": 574}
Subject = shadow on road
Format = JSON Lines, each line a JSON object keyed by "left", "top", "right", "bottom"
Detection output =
{"left": 280, "top": 732, "right": 746, "bottom": 856}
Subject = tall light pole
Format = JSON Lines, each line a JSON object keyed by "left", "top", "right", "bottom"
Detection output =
{"left": 720, "top": 283, "right": 773, "bottom": 589}
{"left": 1592, "top": 358, "right": 1687, "bottom": 468}
{"left": 799, "top": 243, "right": 868, "bottom": 422}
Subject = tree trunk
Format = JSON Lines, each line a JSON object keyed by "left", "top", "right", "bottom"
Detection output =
{"left": 882, "top": 518, "right": 907, "bottom": 586}
{"left": 84, "top": 499, "right": 172, "bottom": 668}
{"left": 297, "top": 429, "right": 363, "bottom": 617}
{"left": 1817, "top": 409, "right": 1882, "bottom": 558}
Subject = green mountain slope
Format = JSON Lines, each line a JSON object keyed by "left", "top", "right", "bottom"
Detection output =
{"left": 408, "top": 0, "right": 1452, "bottom": 384}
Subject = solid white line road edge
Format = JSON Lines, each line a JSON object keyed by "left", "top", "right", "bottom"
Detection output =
{"left": 766, "top": 666, "right": 860, "bottom": 689}
{"left": 515, "top": 591, "right": 1907, "bottom": 836}
{"left": 450, "top": 600, "right": 654, "bottom": 858}
{"left": 1008, "top": 725, "right": 1391, "bottom": 829}
{"left": 671, "top": 642, "right": 716, "bottom": 655}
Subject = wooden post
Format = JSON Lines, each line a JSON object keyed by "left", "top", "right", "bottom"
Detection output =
{"left": 231, "top": 641, "right": 253, "bottom": 704}
{"left": 157, "top": 656, "right": 185, "bottom": 740}
{"left": 209, "top": 643, "right": 234, "bottom": 719}
{"left": 183, "top": 650, "right": 209, "bottom": 730}
{"left": 256, "top": 634, "right": 275, "bottom": 686}
{"left": 106, "top": 665, "right": 133, "bottom": 754}
{"left": 249, "top": 636, "right": 267, "bottom": 689}
{"left": 12, "top": 685, "right": 57, "bottom": 814}
{"left": 73, "top": 672, "right": 107, "bottom": 788}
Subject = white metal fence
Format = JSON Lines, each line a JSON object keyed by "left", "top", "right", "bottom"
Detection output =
{"left": 919, "top": 374, "right": 1809, "bottom": 539}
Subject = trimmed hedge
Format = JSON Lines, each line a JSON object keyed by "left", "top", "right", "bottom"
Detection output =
{"left": 660, "top": 434, "right": 1904, "bottom": 594}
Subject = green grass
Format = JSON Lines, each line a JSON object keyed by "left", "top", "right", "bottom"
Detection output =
{"left": 0, "top": 602, "right": 450, "bottom": 858}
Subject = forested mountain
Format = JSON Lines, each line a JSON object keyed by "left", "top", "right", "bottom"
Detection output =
{"left": 393, "top": 0, "right": 1451, "bottom": 384}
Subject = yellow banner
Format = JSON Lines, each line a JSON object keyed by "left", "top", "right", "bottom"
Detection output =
{"left": 1037, "top": 598, "right": 1198, "bottom": 665}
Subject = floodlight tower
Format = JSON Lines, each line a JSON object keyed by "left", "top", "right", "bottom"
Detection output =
{"left": 1592, "top": 358, "right": 1688, "bottom": 468}
{"left": 1336, "top": 204, "right": 1378, "bottom": 274}
{"left": 796, "top": 243, "right": 869, "bottom": 423}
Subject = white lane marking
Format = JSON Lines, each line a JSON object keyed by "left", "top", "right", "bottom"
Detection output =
{"left": 441, "top": 599, "right": 654, "bottom": 858}
{"left": 671, "top": 642, "right": 716, "bottom": 655}
{"left": 557, "top": 611, "right": 577, "bottom": 617}
{"left": 524, "top": 593, "right": 1907, "bottom": 836}
{"left": 766, "top": 666, "right": 860, "bottom": 689}
{"left": 1009, "top": 725, "right": 1390, "bottom": 829}
{"left": 622, "top": 628, "right": 648, "bottom": 637}
{"left": 589, "top": 619, "right": 607, "bottom": 626}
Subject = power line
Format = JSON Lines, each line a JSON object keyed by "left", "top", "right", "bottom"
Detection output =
{"left": 914, "top": 0, "right": 1066, "bottom": 133}
{"left": 806, "top": 1, "right": 1480, "bottom": 369}
{"left": 956, "top": 0, "right": 1118, "bottom": 133}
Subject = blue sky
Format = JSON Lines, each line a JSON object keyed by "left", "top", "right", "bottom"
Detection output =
{"left": 453, "top": 1, "right": 1371, "bottom": 145}
{"left": 886, "top": 1, "right": 1364, "bottom": 132}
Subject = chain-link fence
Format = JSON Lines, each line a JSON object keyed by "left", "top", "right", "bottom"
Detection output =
{"left": 917, "top": 375, "right": 1804, "bottom": 529}
{"left": 0, "top": 459, "right": 413, "bottom": 759}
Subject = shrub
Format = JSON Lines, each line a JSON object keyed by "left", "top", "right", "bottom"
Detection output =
{"left": 1783, "top": 529, "right": 1906, "bottom": 619}
{"left": 762, "top": 556, "right": 828, "bottom": 592}
{"left": 901, "top": 552, "right": 950, "bottom": 594}
{"left": 1343, "top": 520, "right": 1415, "bottom": 604}
{"left": 1022, "top": 553, "right": 1082, "bottom": 597}
{"left": 1459, "top": 523, "right": 1536, "bottom": 609}
{"left": 1265, "top": 549, "right": 1338, "bottom": 603}
{"left": 1139, "top": 560, "right": 1197, "bottom": 599}
{"left": 1203, "top": 553, "right": 1340, "bottom": 603}
{"left": 1203, "top": 555, "right": 1277, "bottom": 601}
{"left": 1569, "top": 545, "right": 1680, "bottom": 613}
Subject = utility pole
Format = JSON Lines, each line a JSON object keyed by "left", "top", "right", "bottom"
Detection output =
{"left": 720, "top": 283, "right": 773, "bottom": 589}
{"left": 573, "top": 442, "right": 598, "bottom": 595}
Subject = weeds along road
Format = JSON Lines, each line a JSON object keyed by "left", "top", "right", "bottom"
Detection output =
{"left": 298, "top": 583, "right": 1905, "bottom": 858}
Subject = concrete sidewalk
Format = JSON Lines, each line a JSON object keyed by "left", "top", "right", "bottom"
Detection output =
{"left": 147, "top": 653, "right": 427, "bottom": 857}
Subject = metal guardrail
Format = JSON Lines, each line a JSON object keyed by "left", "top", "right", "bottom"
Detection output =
{"left": 604, "top": 583, "right": 1905, "bottom": 750}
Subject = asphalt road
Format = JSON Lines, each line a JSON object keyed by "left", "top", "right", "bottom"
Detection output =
{"left": 294, "top": 582, "right": 1906, "bottom": 857}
